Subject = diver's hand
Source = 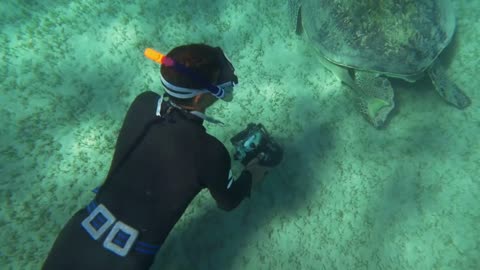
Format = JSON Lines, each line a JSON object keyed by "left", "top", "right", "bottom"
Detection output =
{"left": 245, "top": 153, "right": 270, "bottom": 188}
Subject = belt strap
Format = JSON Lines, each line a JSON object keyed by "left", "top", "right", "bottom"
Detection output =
{"left": 83, "top": 200, "right": 161, "bottom": 256}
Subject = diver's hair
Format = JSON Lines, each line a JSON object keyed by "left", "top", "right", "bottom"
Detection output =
{"left": 160, "top": 44, "right": 220, "bottom": 106}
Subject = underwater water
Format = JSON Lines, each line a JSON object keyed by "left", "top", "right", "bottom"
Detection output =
{"left": 0, "top": 0, "right": 479, "bottom": 269}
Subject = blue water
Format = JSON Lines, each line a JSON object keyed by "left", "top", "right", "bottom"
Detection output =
{"left": 0, "top": 0, "right": 478, "bottom": 269}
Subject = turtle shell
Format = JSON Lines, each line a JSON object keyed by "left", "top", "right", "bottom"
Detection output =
{"left": 301, "top": 0, "right": 455, "bottom": 76}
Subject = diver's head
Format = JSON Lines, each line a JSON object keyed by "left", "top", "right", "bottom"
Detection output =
{"left": 160, "top": 44, "right": 237, "bottom": 111}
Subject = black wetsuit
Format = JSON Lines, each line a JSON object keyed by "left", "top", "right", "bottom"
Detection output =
{"left": 42, "top": 91, "right": 252, "bottom": 270}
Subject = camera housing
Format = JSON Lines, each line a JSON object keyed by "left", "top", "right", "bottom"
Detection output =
{"left": 230, "top": 123, "right": 283, "bottom": 167}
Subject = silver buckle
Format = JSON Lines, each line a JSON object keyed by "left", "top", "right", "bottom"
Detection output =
{"left": 81, "top": 204, "right": 116, "bottom": 240}
{"left": 103, "top": 221, "right": 139, "bottom": 257}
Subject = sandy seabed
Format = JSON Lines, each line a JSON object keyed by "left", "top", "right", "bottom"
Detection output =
{"left": 0, "top": 0, "right": 478, "bottom": 269}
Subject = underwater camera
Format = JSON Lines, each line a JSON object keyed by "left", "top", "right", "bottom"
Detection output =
{"left": 230, "top": 123, "right": 283, "bottom": 167}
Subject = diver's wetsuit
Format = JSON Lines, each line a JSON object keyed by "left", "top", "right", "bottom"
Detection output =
{"left": 42, "top": 91, "right": 252, "bottom": 270}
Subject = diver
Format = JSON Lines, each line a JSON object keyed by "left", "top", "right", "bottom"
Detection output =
{"left": 42, "top": 44, "right": 271, "bottom": 269}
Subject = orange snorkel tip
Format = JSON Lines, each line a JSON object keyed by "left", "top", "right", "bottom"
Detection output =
{"left": 144, "top": 48, "right": 174, "bottom": 66}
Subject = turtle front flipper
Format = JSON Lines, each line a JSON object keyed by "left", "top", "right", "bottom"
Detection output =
{"left": 354, "top": 71, "right": 395, "bottom": 128}
{"left": 288, "top": 0, "right": 303, "bottom": 34}
{"left": 428, "top": 61, "right": 471, "bottom": 109}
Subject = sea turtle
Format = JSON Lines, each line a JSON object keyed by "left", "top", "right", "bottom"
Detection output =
{"left": 288, "top": 0, "right": 471, "bottom": 127}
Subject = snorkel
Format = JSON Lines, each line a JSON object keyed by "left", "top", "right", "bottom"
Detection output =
{"left": 144, "top": 48, "right": 229, "bottom": 99}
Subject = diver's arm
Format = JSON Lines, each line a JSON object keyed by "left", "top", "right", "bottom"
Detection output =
{"left": 202, "top": 144, "right": 253, "bottom": 211}
{"left": 244, "top": 154, "right": 270, "bottom": 189}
